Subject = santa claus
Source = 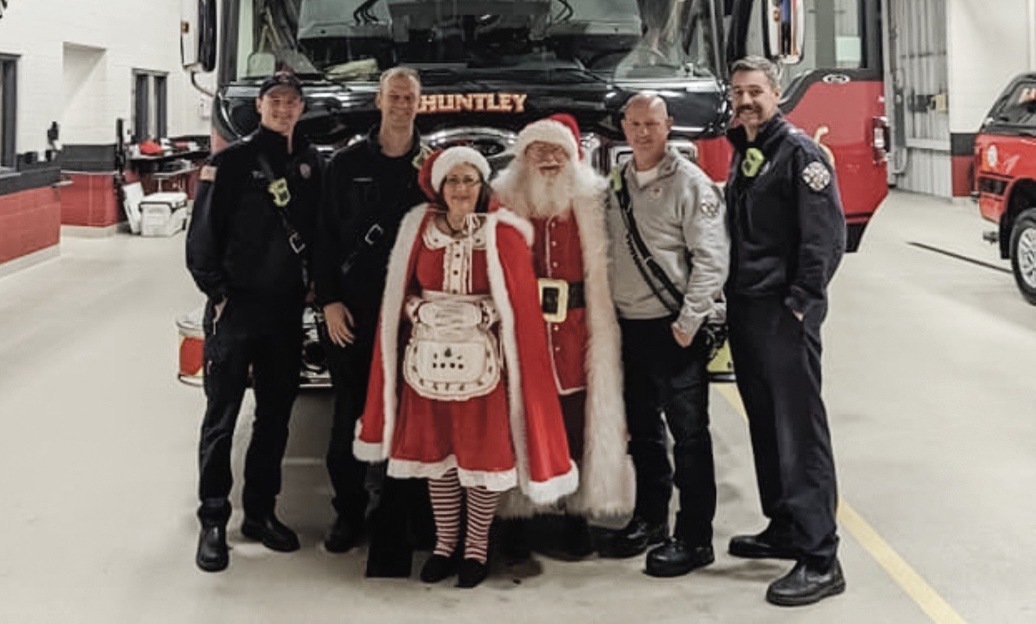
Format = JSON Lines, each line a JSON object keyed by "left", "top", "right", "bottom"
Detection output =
{"left": 492, "top": 114, "right": 635, "bottom": 558}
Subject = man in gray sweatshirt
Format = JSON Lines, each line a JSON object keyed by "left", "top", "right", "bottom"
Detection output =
{"left": 599, "top": 92, "right": 730, "bottom": 578}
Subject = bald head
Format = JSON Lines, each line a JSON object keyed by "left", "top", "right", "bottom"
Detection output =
{"left": 622, "top": 92, "right": 669, "bottom": 118}
{"left": 621, "top": 92, "right": 672, "bottom": 170}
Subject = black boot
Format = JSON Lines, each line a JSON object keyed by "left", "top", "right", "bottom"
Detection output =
{"left": 364, "top": 478, "right": 414, "bottom": 578}
{"left": 497, "top": 518, "right": 532, "bottom": 564}
{"left": 537, "top": 515, "right": 595, "bottom": 560}
{"left": 766, "top": 558, "right": 846, "bottom": 606}
{"left": 597, "top": 516, "right": 667, "bottom": 559}
{"left": 645, "top": 539, "right": 714, "bottom": 577}
{"left": 456, "top": 558, "right": 489, "bottom": 588}
{"left": 420, "top": 553, "right": 459, "bottom": 583}
{"left": 729, "top": 524, "right": 797, "bottom": 560}
{"left": 324, "top": 514, "right": 364, "bottom": 554}
{"left": 196, "top": 524, "right": 228, "bottom": 572}
{"left": 241, "top": 513, "right": 300, "bottom": 552}
{"left": 561, "top": 515, "right": 595, "bottom": 558}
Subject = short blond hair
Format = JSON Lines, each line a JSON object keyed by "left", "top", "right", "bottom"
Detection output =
{"left": 379, "top": 66, "right": 421, "bottom": 92}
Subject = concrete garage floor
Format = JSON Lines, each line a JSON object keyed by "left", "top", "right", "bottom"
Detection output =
{"left": 1, "top": 190, "right": 1034, "bottom": 623}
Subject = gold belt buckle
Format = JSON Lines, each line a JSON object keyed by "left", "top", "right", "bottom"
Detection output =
{"left": 538, "top": 278, "right": 569, "bottom": 324}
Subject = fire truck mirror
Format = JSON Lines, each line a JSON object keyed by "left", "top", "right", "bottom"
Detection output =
{"left": 181, "top": 0, "right": 217, "bottom": 73}
{"left": 763, "top": 0, "right": 806, "bottom": 65}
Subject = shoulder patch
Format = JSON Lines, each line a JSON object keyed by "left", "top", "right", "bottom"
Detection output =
{"left": 700, "top": 193, "right": 721, "bottom": 219}
{"left": 200, "top": 165, "right": 218, "bottom": 182}
{"left": 801, "top": 161, "right": 831, "bottom": 192}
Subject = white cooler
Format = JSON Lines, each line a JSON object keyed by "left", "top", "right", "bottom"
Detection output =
{"left": 139, "top": 191, "right": 189, "bottom": 237}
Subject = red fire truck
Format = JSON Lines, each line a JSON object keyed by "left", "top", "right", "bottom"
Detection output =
{"left": 973, "top": 72, "right": 1036, "bottom": 304}
{"left": 176, "top": 0, "right": 890, "bottom": 386}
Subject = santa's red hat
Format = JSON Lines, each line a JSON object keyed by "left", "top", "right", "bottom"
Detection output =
{"left": 514, "top": 113, "right": 583, "bottom": 161}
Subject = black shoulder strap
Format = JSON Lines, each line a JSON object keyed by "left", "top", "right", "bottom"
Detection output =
{"left": 256, "top": 151, "right": 308, "bottom": 260}
{"left": 339, "top": 141, "right": 428, "bottom": 277}
{"left": 615, "top": 165, "right": 684, "bottom": 315}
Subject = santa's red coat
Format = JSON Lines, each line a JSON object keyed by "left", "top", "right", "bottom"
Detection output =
{"left": 530, "top": 215, "right": 589, "bottom": 393}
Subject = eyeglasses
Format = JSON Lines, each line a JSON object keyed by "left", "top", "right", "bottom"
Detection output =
{"left": 443, "top": 175, "right": 482, "bottom": 188}
{"left": 526, "top": 143, "right": 569, "bottom": 160}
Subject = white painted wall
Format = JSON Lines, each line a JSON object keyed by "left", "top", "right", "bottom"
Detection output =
{"left": 0, "top": 0, "right": 214, "bottom": 157}
{"left": 947, "top": 0, "right": 1033, "bottom": 133}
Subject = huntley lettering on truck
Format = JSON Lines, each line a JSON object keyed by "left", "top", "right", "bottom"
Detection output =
{"left": 417, "top": 93, "right": 528, "bottom": 115}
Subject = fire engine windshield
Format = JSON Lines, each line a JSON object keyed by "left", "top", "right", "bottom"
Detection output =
{"left": 232, "top": 0, "right": 720, "bottom": 84}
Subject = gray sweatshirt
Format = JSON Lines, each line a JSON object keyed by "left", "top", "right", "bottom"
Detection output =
{"left": 605, "top": 147, "right": 730, "bottom": 338}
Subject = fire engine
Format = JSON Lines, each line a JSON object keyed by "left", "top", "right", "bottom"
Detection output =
{"left": 974, "top": 72, "right": 1036, "bottom": 304}
{"left": 176, "top": 0, "right": 890, "bottom": 386}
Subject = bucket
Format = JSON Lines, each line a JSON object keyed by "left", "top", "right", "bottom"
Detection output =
{"left": 176, "top": 307, "right": 205, "bottom": 386}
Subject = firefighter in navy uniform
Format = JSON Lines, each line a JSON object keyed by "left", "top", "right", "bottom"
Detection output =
{"left": 186, "top": 71, "right": 322, "bottom": 573}
{"left": 724, "top": 56, "right": 847, "bottom": 606}
{"left": 312, "top": 67, "right": 433, "bottom": 576}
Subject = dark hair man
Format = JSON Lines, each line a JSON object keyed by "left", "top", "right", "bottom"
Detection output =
{"left": 313, "top": 66, "right": 432, "bottom": 575}
{"left": 599, "top": 92, "right": 730, "bottom": 578}
{"left": 724, "top": 55, "right": 847, "bottom": 606}
{"left": 186, "top": 71, "right": 322, "bottom": 572}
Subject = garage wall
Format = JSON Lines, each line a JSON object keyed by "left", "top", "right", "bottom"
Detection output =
{"left": 947, "top": 0, "right": 1032, "bottom": 134}
{"left": 0, "top": 0, "right": 213, "bottom": 158}
{"left": 886, "top": 0, "right": 1036, "bottom": 197}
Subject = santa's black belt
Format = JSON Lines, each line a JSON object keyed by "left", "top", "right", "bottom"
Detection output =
{"left": 538, "top": 279, "right": 584, "bottom": 323}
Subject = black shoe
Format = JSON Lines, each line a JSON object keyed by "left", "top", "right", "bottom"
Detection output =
{"left": 241, "top": 514, "right": 300, "bottom": 553}
{"left": 729, "top": 528, "right": 797, "bottom": 560}
{"left": 645, "top": 539, "right": 714, "bottom": 577}
{"left": 456, "top": 558, "right": 489, "bottom": 589}
{"left": 195, "top": 525, "right": 228, "bottom": 572}
{"left": 560, "top": 516, "right": 595, "bottom": 558}
{"left": 497, "top": 518, "right": 532, "bottom": 564}
{"left": 597, "top": 517, "right": 667, "bottom": 559}
{"left": 420, "top": 553, "right": 458, "bottom": 583}
{"left": 324, "top": 515, "right": 364, "bottom": 553}
{"left": 766, "top": 559, "right": 846, "bottom": 607}
{"left": 536, "top": 515, "right": 595, "bottom": 561}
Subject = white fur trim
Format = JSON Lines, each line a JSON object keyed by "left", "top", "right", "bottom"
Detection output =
{"left": 514, "top": 119, "right": 579, "bottom": 163}
{"left": 387, "top": 456, "right": 518, "bottom": 492}
{"left": 523, "top": 460, "right": 581, "bottom": 505}
{"left": 484, "top": 212, "right": 533, "bottom": 496}
{"left": 566, "top": 188, "right": 635, "bottom": 517}
{"left": 373, "top": 205, "right": 430, "bottom": 458}
{"left": 353, "top": 439, "right": 386, "bottom": 462}
{"left": 430, "top": 146, "right": 491, "bottom": 191}
{"left": 493, "top": 207, "right": 534, "bottom": 246}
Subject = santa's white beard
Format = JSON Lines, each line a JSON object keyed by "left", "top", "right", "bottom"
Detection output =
{"left": 517, "top": 165, "right": 576, "bottom": 219}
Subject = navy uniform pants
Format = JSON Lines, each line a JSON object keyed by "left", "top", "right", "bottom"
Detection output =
{"left": 197, "top": 299, "right": 302, "bottom": 526}
{"left": 321, "top": 320, "right": 376, "bottom": 526}
{"left": 727, "top": 294, "right": 839, "bottom": 568}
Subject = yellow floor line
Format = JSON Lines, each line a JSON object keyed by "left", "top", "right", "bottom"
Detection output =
{"left": 715, "top": 384, "right": 967, "bottom": 624}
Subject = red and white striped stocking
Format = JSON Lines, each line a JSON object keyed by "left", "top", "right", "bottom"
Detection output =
{"left": 428, "top": 469, "right": 463, "bottom": 558}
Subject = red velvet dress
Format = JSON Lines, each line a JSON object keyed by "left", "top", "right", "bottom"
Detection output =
{"left": 388, "top": 221, "right": 517, "bottom": 490}
{"left": 356, "top": 207, "right": 578, "bottom": 504}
